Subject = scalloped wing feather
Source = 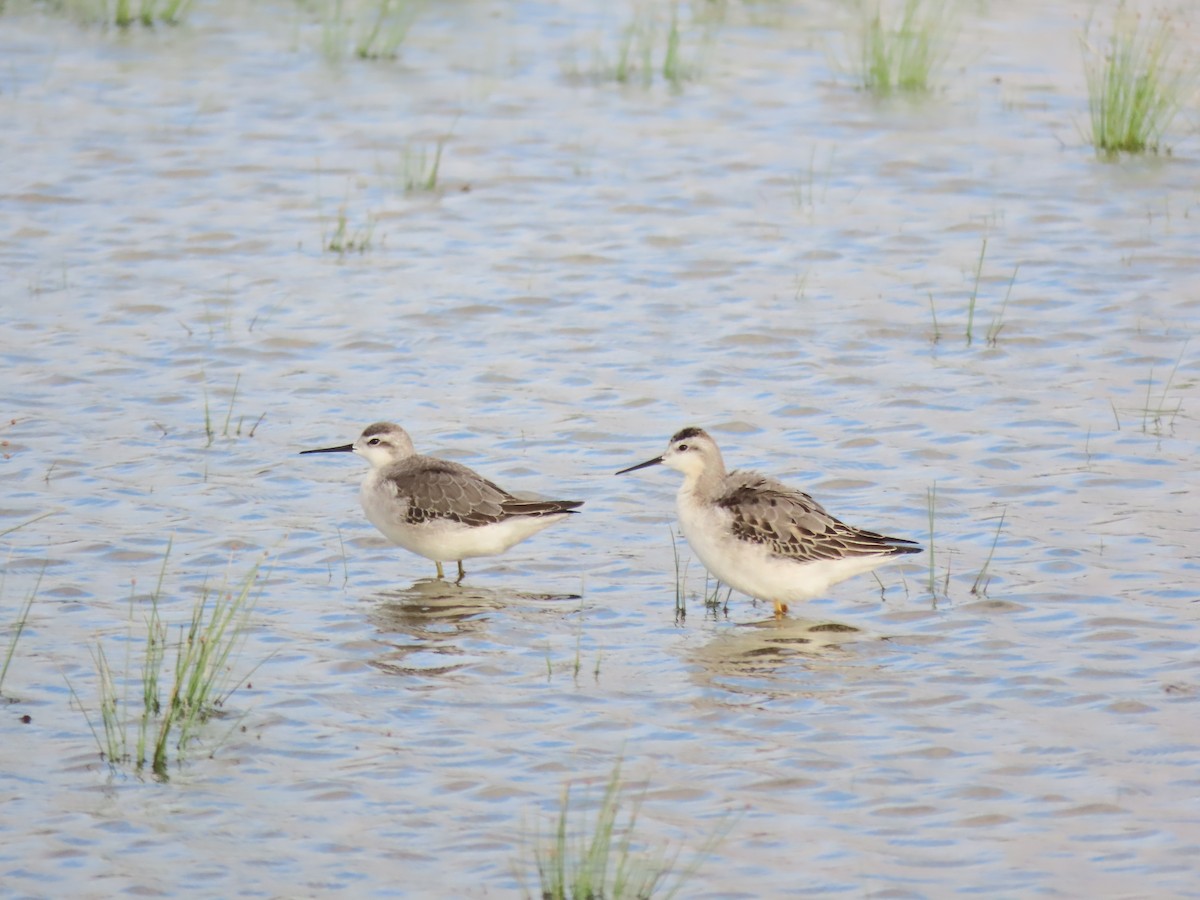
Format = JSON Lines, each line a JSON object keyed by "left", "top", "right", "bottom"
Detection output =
{"left": 718, "top": 470, "right": 918, "bottom": 563}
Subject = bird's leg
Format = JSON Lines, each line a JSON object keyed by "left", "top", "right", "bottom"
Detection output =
{"left": 773, "top": 599, "right": 788, "bottom": 618}
{"left": 455, "top": 560, "right": 466, "bottom": 584}
{"left": 435, "top": 561, "right": 445, "bottom": 580}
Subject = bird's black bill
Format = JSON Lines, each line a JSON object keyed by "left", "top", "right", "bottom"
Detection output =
{"left": 615, "top": 455, "right": 664, "bottom": 475}
{"left": 300, "top": 443, "right": 354, "bottom": 455}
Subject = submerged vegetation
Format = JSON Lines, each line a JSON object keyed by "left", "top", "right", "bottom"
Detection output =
{"left": 316, "top": 172, "right": 378, "bottom": 255}
{"left": 18, "top": 0, "right": 192, "bottom": 26}
{"left": 929, "top": 237, "right": 1018, "bottom": 346}
{"left": 527, "top": 761, "right": 727, "bottom": 900}
{"left": 567, "top": 5, "right": 710, "bottom": 90}
{"left": 670, "top": 529, "right": 730, "bottom": 621}
{"left": 68, "top": 543, "right": 264, "bottom": 778}
{"left": 1, "top": 569, "right": 42, "bottom": 698}
{"left": 203, "top": 372, "right": 265, "bottom": 446}
{"left": 1114, "top": 341, "right": 1190, "bottom": 435}
{"left": 542, "top": 597, "right": 602, "bottom": 684}
{"left": 322, "top": 204, "right": 376, "bottom": 255}
{"left": 963, "top": 236, "right": 987, "bottom": 345}
{"left": 853, "top": 0, "right": 955, "bottom": 95}
{"left": 1082, "top": 7, "right": 1197, "bottom": 156}
{"left": 985, "top": 264, "right": 1019, "bottom": 346}
{"left": 970, "top": 510, "right": 1005, "bottom": 596}
{"left": 1, "top": 516, "right": 53, "bottom": 699}
{"left": 926, "top": 482, "right": 937, "bottom": 597}
{"left": 320, "top": 0, "right": 423, "bottom": 63}
{"left": 393, "top": 139, "right": 444, "bottom": 193}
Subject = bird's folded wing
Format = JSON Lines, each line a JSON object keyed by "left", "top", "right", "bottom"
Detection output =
{"left": 720, "top": 477, "right": 905, "bottom": 562}
{"left": 385, "top": 462, "right": 511, "bottom": 527}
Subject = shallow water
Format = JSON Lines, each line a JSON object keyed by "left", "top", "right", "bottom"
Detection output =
{"left": 2, "top": 0, "right": 1198, "bottom": 896}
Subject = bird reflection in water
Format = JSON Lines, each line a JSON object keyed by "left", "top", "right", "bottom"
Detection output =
{"left": 366, "top": 577, "right": 580, "bottom": 678}
{"left": 688, "top": 616, "right": 865, "bottom": 700}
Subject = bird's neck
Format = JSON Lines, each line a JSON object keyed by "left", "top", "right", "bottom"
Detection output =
{"left": 679, "top": 462, "right": 726, "bottom": 502}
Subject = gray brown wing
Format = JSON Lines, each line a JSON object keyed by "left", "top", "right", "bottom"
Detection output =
{"left": 388, "top": 459, "right": 580, "bottom": 526}
{"left": 717, "top": 472, "right": 920, "bottom": 562}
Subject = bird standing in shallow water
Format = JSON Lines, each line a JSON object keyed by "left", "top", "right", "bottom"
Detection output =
{"left": 303, "top": 422, "right": 582, "bottom": 581}
{"left": 617, "top": 427, "right": 921, "bottom": 616}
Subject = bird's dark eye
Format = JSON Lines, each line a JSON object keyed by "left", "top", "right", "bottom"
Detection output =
{"left": 368, "top": 438, "right": 381, "bottom": 446}
{"left": 677, "top": 443, "right": 689, "bottom": 452}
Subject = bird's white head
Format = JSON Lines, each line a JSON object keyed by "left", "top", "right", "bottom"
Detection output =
{"left": 617, "top": 427, "right": 726, "bottom": 486}
{"left": 353, "top": 422, "right": 416, "bottom": 468}
{"left": 659, "top": 427, "right": 723, "bottom": 478}
{"left": 301, "top": 421, "right": 416, "bottom": 470}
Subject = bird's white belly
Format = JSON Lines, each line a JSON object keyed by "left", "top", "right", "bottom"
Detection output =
{"left": 360, "top": 479, "right": 565, "bottom": 562}
{"left": 676, "top": 491, "right": 896, "bottom": 604}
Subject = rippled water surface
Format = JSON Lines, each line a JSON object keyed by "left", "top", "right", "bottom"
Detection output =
{"left": 2, "top": 0, "right": 1198, "bottom": 896}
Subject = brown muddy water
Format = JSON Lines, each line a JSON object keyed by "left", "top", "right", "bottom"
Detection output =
{"left": 2, "top": 0, "right": 1198, "bottom": 896}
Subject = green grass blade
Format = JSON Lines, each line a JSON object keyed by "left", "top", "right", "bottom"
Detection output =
{"left": 965, "top": 236, "right": 987, "bottom": 345}
{"left": 0, "top": 565, "right": 44, "bottom": 695}
{"left": 970, "top": 510, "right": 1006, "bottom": 595}
{"left": 926, "top": 482, "right": 937, "bottom": 597}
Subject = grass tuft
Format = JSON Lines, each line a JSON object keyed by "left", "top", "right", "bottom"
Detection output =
{"left": 568, "top": 6, "right": 710, "bottom": 90}
{"left": 670, "top": 527, "right": 687, "bottom": 622}
{"left": 855, "top": 0, "right": 955, "bottom": 95}
{"left": 671, "top": 530, "right": 730, "bottom": 619}
{"left": 398, "top": 140, "right": 444, "bottom": 192}
{"left": 51, "top": 0, "right": 193, "bottom": 27}
{"left": 202, "top": 373, "right": 260, "bottom": 445}
{"left": 71, "top": 542, "right": 265, "bottom": 779}
{"left": 323, "top": 206, "right": 376, "bottom": 254}
{"left": 529, "top": 760, "right": 727, "bottom": 899}
{"left": 703, "top": 575, "right": 732, "bottom": 617}
{"left": 958, "top": 237, "right": 1018, "bottom": 346}
{"left": 355, "top": 0, "right": 420, "bottom": 59}
{"left": 1138, "top": 341, "right": 1188, "bottom": 435}
{"left": 1082, "top": 7, "right": 1198, "bottom": 157}
{"left": 320, "top": 0, "right": 423, "bottom": 63}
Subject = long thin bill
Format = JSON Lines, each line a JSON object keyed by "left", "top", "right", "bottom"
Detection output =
{"left": 300, "top": 443, "right": 354, "bottom": 455}
{"left": 615, "top": 455, "right": 664, "bottom": 475}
